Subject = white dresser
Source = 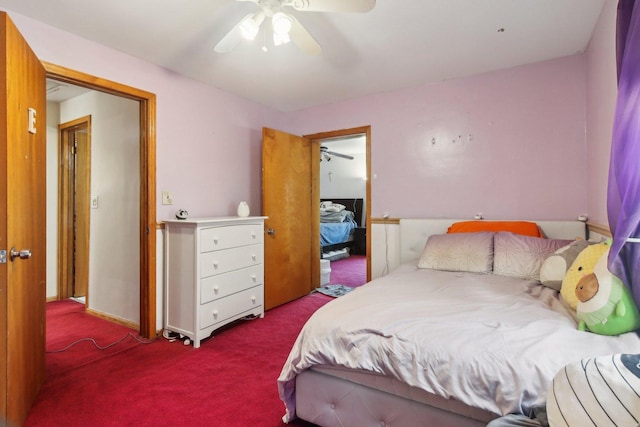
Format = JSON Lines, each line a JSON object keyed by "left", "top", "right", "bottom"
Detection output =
{"left": 164, "top": 216, "right": 267, "bottom": 348}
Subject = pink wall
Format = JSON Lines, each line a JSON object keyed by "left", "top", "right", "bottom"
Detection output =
{"left": 5, "top": 8, "right": 607, "bottom": 223}
{"left": 586, "top": 0, "right": 618, "bottom": 226}
{"left": 3, "top": 9, "right": 285, "bottom": 221}
{"left": 283, "top": 56, "right": 589, "bottom": 221}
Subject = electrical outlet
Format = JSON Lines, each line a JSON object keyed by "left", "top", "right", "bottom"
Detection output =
{"left": 162, "top": 191, "right": 174, "bottom": 205}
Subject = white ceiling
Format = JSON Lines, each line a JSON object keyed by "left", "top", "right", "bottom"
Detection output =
{"left": 323, "top": 134, "right": 366, "bottom": 155}
{"left": 46, "top": 79, "right": 91, "bottom": 102}
{"left": 2, "top": 0, "right": 606, "bottom": 112}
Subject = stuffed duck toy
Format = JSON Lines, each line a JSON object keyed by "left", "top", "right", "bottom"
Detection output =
{"left": 575, "top": 247, "right": 640, "bottom": 336}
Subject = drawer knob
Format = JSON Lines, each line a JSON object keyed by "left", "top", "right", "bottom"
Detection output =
{"left": 251, "top": 232, "right": 256, "bottom": 239}
{"left": 213, "top": 286, "right": 219, "bottom": 294}
{"left": 251, "top": 295, "right": 256, "bottom": 303}
{"left": 251, "top": 274, "right": 257, "bottom": 282}
{"left": 212, "top": 310, "right": 218, "bottom": 319}
{"left": 251, "top": 254, "right": 257, "bottom": 261}
{"left": 213, "top": 238, "right": 219, "bottom": 244}
{"left": 213, "top": 262, "right": 219, "bottom": 269}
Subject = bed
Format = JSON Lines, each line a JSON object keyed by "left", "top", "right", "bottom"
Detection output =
{"left": 278, "top": 219, "right": 640, "bottom": 426}
{"left": 320, "top": 198, "right": 363, "bottom": 257}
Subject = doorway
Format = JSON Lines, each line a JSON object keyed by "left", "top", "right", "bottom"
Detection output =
{"left": 306, "top": 126, "right": 371, "bottom": 283}
{"left": 57, "top": 116, "right": 91, "bottom": 302}
{"left": 44, "top": 62, "right": 157, "bottom": 338}
{"left": 318, "top": 135, "right": 367, "bottom": 286}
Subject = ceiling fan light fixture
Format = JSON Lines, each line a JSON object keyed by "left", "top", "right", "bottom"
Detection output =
{"left": 239, "top": 13, "right": 263, "bottom": 40}
{"left": 273, "top": 31, "right": 291, "bottom": 46}
{"left": 272, "top": 12, "right": 293, "bottom": 35}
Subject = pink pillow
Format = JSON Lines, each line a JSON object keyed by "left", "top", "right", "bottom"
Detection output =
{"left": 493, "top": 232, "right": 573, "bottom": 281}
{"left": 418, "top": 232, "right": 494, "bottom": 273}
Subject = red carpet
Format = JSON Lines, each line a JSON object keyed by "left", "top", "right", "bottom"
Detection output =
{"left": 327, "top": 255, "right": 366, "bottom": 287}
{"left": 25, "top": 294, "right": 335, "bottom": 426}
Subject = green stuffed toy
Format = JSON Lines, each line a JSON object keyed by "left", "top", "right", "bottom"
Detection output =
{"left": 575, "top": 246, "right": 640, "bottom": 335}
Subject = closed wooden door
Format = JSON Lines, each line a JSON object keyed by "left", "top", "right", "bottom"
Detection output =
{"left": 0, "top": 12, "right": 47, "bottom": 426}
{"left": 262, "top": 128, "right": 319, "bottom": 309}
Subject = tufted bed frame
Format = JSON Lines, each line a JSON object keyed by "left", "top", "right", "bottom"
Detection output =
{"left": 291, "top": 219, "right": 588, "bottom": 427}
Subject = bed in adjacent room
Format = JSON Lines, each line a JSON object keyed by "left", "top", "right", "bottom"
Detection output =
{"left": 278, "top": 219, "right": 640, "bottom": 426}
{"left": 320, "top": 198, "right": 362, "bottom": 259}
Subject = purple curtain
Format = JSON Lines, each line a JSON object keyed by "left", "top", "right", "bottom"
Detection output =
{"left": 608, "top": 0, "right": 640, "bottom": 307}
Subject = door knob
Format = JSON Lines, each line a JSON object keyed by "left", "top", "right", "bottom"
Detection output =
{"left": 267, "top": 228, "right": 276, "bottom": 236}
{"left": 10, "top": 247, "right": 31, "bottom": 261}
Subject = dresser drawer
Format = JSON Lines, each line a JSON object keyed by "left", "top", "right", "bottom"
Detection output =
{"left": 200, "top": 265, "right": 263, "bottom": 304}
{"left": 200, "top": 244, "right": 263, "bottom": 277}
{"left": 200, "top": 286, "right": 264, "bottom": 330}
{"left": 200, "top": 224, "right": 263, "bottom": 253}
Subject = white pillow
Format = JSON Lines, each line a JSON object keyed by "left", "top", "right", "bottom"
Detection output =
{"left": 493, "top": 232, "right": 573, "bottom": 281}
{"left": 547, "top": 354, "right": 640, "bottom": 426}
{"left": 418, "top": 232, "right": 493, "bottom": 273}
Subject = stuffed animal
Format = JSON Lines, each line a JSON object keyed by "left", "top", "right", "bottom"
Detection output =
{"left": 540, "top": 240, "right": 592, "bottom": 291}
{"left": 560, "top": 241, "right": 609, "bottom": 310}
{"left": 575, "top": 247, "right": 640, "bottom": 336}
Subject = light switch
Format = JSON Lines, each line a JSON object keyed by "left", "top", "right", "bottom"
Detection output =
{"left": 91, "top": 197, "right": 99, "bottom": 209}
{"left": 162, "top": 191, "right": 174, "bottom": 205}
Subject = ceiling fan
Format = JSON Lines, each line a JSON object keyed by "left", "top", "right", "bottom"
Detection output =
{"left": 320, "top": 145, "right": 354, "bottom": 161}
{"left": 214, "top": 0, "right": 376, "bottom": 55}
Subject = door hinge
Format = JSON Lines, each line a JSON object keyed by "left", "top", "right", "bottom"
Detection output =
{"left": 0, "top": 250, "right": 6, "bottom": 264}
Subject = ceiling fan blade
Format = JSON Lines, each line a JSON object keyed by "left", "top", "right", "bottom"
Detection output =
{"left": 289, "top": 16, "right": 321, "bottom": 55}
{"left": 321, "top": 147, "right": 354, "bottom": 159}
{"left": 215, "top": 12, "right": 266, "bottom": 53}
{"left": 214, "top": 14, "right": 249, "bottom": 53}
{"left": 285, "top": 0, "right": 375, "bottom": 13}
{"left": 327, "top": 151, "right": 354, "bottom": 160}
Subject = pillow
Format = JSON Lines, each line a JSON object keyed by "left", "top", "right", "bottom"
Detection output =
{"left": 447, "top": 220, "right": 542, "bottom": 237}
{"left": 418, "top": 232, "right": 493, "bottom": 273}
{"left": 493, "top": 232, "right": 573, "bottom": 281}
{"left": 547, "top": 354, "right": 640, "bottom": 426}
{"left": 560, "top": 241, "right": 610, "bottom": 310}
{"left": 539, "top": 240, "right": 593, "bottom": 291}
{"left": 320, "top": 201, "right": 346, "bottom": 212}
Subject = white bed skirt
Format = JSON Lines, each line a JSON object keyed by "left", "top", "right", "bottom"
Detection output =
{"left": 296, "top": 367, "right": 495, "bottom": 426}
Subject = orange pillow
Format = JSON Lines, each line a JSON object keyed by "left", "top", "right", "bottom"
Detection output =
{"left": 447, "top": 220, "right": 542, "bottom": 237}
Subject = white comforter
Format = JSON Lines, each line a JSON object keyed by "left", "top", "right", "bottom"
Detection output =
{"left": 278, "top": 264, "right": 640, "bottom": 421}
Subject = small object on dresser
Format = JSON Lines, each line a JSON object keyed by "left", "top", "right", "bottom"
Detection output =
{"left": 175, "top": 209, "right": 188, "bottom": 220}
{"left": 237, "top": 201, "right": 250, "bottom": 217}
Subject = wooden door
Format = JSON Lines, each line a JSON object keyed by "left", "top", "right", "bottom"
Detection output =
{"left": 262, "top": 128, "right": 320, "bottom": 309}
{"left": 58, "top": 117, "right": 91, "bottom": 300}
{"left": 0, "top": 12, "right": 47, "bottom": 426}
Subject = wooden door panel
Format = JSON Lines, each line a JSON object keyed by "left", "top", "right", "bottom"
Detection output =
{"left": 74, "top": 126, "right": 90, "bottom": 297}
{"left": 58, "top": 118, "right": 91, "bottom": 299}
{"left": 0, "top": 12, "right": 47, "bottom": 426}
{"left": 262, "top": 128, "right": 315, "bottom": 309}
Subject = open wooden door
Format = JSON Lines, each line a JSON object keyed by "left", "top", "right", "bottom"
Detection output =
{"left": 262, "top": 128, "right": 320, "bottom": 309}
{"left": 0, "top": 12, "right": 47, "bottom": 426}
{"left": 58, "top": 117, "right": 91, "bottom": 301}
